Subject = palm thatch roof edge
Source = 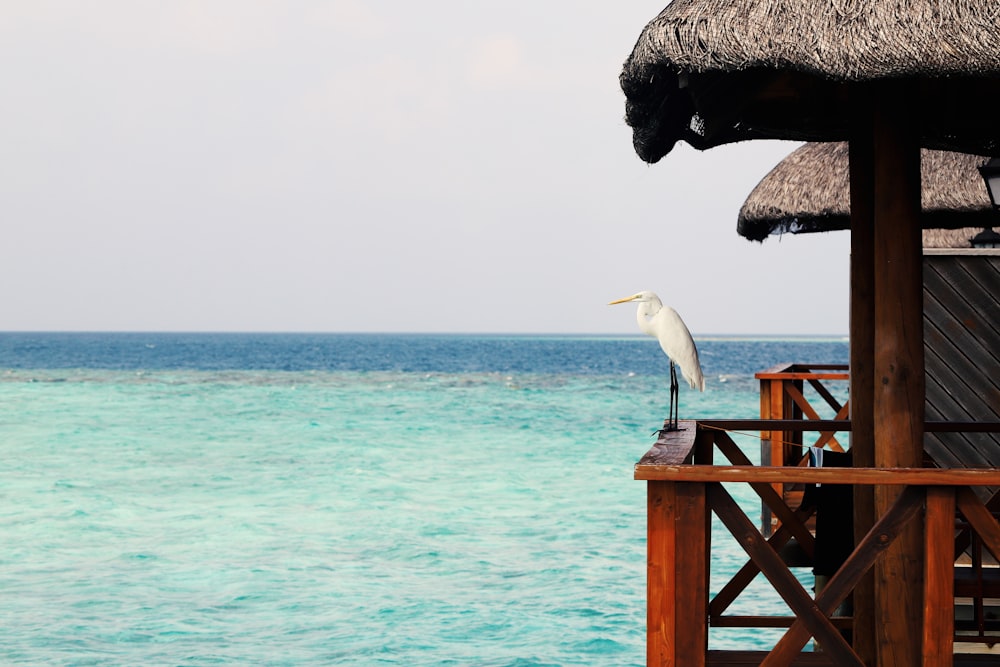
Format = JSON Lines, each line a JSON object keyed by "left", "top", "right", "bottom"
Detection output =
{"left": 738, "top": 143, "right": 994, "bottom": 242}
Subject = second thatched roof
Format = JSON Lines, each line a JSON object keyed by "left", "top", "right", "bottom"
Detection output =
{"left": 738, "top": 143, "right": 995, "bottom": 242}
{"left": 621, "top": 0, "right": 1000, "bottom": 162}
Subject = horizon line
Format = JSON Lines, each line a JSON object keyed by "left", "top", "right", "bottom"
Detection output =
{"left": 0, "top": 330, "right": 851, "bottom": 338}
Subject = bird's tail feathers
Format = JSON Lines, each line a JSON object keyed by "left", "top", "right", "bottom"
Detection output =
{"left": 686, "top": 372, "right": 706, "bottom": 392}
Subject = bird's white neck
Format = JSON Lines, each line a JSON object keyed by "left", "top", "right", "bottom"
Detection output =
{"left": 635, "top": 297, "right": 663, "bottom": 338}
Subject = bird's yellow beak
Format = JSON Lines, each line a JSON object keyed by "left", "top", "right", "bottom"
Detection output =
{"left": 608, "top": 294, "right": 640, "bottom": 306}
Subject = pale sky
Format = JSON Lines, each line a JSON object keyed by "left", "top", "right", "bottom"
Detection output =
{"left": 2, "top": 1, "right": 850, "bottom": 334}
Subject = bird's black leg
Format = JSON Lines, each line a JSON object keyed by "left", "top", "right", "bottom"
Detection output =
{"left": 666, "top": 361, "right": 679, "bottom": 431}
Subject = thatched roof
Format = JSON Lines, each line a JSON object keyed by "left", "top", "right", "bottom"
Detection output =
{"left": 922, "top": 227, "right": 991, "bottom": 248}
{"left": 622, "top": 0, "right": 1000, "bottom": 162}
{"left": 738, "top": 143, "right": 995, "bottom": 241}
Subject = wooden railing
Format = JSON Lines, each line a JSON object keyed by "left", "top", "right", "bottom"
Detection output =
{"left": 756, "top": 364, "right": 849, "bottom": 536}
{"left": 636, "top": 419, "right": 1000, "bottom": 667}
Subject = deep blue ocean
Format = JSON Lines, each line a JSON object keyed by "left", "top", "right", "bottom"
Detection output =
{"left": 0, "top": 333, "right": 848, "bottom": 666}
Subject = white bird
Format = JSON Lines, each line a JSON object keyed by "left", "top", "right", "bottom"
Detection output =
{"left": 609, "top": 290, "right": 705, "bottom": 431}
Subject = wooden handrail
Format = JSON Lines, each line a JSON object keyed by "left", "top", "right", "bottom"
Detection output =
{"left": 637, "top": 419, "right": 1000, "bottom": 477}
{"left": 638, "top": 421, "right": 1000, "bottom": 481}
{"left": 635, "top": 464, "right": 1000, "bottom": 484}
{"left": 640, "top": 418, "right": 1000, "bottom": 665}
{"left": 755, "top": 362, "right": 850, "bottom": 381}
{"left": 755, "top": 371, "right": 851, "bottom": 381}
{"left": 698, "top": 419, "right": 1000, "bottom": 433}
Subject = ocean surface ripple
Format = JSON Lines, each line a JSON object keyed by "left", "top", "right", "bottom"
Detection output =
{"left": 0, "top": 334, "right": 847, "bottom": 665}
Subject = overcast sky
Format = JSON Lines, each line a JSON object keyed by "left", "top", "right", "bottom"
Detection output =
{"left": 2, "top": 1, "right": 850, "bottom": 335}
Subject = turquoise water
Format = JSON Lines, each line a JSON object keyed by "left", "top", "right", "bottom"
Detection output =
{"left": 0, "top": 335, "right": 848, "bottom": 665}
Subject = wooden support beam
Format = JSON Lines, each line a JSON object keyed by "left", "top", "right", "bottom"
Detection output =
{"left": 871, "top": 79, "right": 925, "bottom": 667}
{"left": 647, "top": 481, "right": 709, "bottom": 667}
{"left": 647, "top": 481, "right": 676, "bottom": 667}
{"left": 923, "top": 487, "right": 956, "bottom": 667}
{"left": 764, "top": 375, "right": 789, "bottom": 530}
{"left": 675, "top": 483, "right": 709, "bottom": 665}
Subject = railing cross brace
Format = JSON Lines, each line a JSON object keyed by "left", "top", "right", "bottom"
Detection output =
{"left": 707, "top": 482, "right": 864, "bottom": 666}
{"left": 763, "top": 485, "right": 925, "bottom": 665}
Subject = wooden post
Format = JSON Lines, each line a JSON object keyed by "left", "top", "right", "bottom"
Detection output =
{"left": 647, "top": 480, "right": 676, "bottom": 666}
{"left": 872, "top": 79, "right": 925, "bottom": 666}
{"left": 923, "top": 486, "right": 955, "bottom": 666}
{"left": 759, "top": 376, "right": 777, "bottom": 535}
{"left": 646, "top": 480, "right": 708, "bottom": 667}
{"left": 675, "top": 483, "right": 708, "bottom": 665}
{"left": 759, "top": 372, "right": 791, "bottom": 537}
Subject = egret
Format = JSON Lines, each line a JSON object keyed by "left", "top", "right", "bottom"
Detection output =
{"left": 609, "top": 290, "right": 705, "bottom": 431}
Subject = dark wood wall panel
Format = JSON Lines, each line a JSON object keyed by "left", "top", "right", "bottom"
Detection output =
{"left": 923, "top": 254, "right": 1000, "bottom": 474}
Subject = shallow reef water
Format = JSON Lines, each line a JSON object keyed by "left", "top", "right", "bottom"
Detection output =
{"left": 0, "top": 333, "right": 847, "bottom": 665}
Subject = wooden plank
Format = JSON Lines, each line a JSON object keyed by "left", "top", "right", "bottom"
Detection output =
{"left": 925, "top": 256, "right": 1000, "bottom": 361}
{"left": 788, "top": 380, "right": 804, "bottom": 456}
{"left": 647, "top": 481, "right": 676, "bottom": 667}
{"left": 956, "top": 257, "right": 1000, "bottom": 362}
{"left": 635, "top": 465, "right": 1000, "bottom": 485}
{"left": 924, "top": 432, "right": 968, "bottom": 469}
{"left": 675, "top": 483, "right": 708, "bottom": 667}
{"left": 709, "top": 649, "right": 1000, "bottom": 666}
{"left": 710, "top": 616, "right": 852, "bottom": 629}
{"left": 923, "top": 341, "right": 998, "bottom": 469}
{"left": 707, "top": 483, "right": 863, "bottom": 667}
{"left": 770, "top": 378, "right": 790, "bottom": 524}
{"left": 923, "top": 256, "right": 1000, "bottom": 481}
{"left": 755, "top": 372, "right": 850, "bottom": 381}
{"left": 694, "top": 419, "right": 1000, "bottom": 433}
{"left": 924, "top": 261, "right": 988, "bottom": 360}
{"left": 708, "top": 650, "right": 837, "bottom": 665}
{"left": 638, "top": 422, "right": 698, "bottom": 467}
{"left": 925, "top": 342, "right": 999, "bottom": 426}
{"left": 760, "top": 377, "right": 776, "bottom": 536}
{"left": 923, "top": 486, "right": 955, "bottom": 667}
{"left": 924, "top": 427, "right": 996, "bottom": 474}
{"left": 757, "top": 363, "right": 797, "bottom": 377}
{"left": 924, "top": 310, "right": 1000, "bottom": 421}
{"left": 924, "top": 421, "right": 1000, "bottom": 433}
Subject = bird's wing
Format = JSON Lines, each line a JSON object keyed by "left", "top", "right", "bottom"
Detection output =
{"left": 654, "top": 307, "right": 705, "bottom": 391}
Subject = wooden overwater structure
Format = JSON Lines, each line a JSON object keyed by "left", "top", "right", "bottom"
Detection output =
{"left": 619, "top": 2, "right": 1000, "bottom": 665}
